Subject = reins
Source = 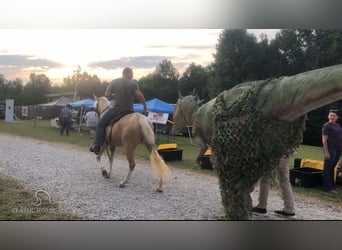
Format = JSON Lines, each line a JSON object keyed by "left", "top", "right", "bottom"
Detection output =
{"left": 96, "top": 100, "right": 113, "bottom": 146}
{"left": 96, "top": 103, "right": 111, "bottom": 118}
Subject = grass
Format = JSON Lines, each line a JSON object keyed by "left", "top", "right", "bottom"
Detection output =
{"left": 0, "top": 174, "right": 81, "bottom": 220}
{"left": 0, "top": 119, "right": 341, "bottom": 219}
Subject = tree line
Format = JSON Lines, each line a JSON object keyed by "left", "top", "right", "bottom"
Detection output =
{"left": 1, "top": 29, "right": 342, "bottom": 145}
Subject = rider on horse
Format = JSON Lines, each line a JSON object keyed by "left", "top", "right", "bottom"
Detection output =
{"left": 90, "top": 67, "right": 148, "bottom": 155}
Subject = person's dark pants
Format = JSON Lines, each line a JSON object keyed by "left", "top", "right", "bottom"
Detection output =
{"left": 94, "top": 108, "right": 120, "bottom": 147}
{"left": 323, "top": 147, "right": 340, "bottom": 191}
{"left": 60, "top": 118, "right": 71, "bottom": 136}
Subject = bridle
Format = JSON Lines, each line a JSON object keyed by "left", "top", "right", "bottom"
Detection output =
{"left": 96, "top": 99, "right": 111, "bottom": 118}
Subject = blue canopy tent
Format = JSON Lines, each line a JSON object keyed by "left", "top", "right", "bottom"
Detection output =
{"left": 69, "top": 98, "right": 95, "bottom": 109}
{"left": 69, "top": 98, "right": 143, "bottom": 112}
{"left": 109, "top": 100, "right": 142, "bottom": 113}
{"left": 68, "top": 97, "right": 174, "bottom": 132}
{"left": 134, "top": 98, "right": 174, "bottom": 114}
{"left": 69, "top": 98, "right": 96, "bottom": 132}
{"left": 134, "top": 98, "right": 175, "bottom": 144}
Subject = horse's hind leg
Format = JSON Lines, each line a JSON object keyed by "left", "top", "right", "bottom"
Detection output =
{"left": 107, "top": 146, "right": 116, "bottom": 178}
{"left": 119, "top": 146, "right": 136, "bottom": 188}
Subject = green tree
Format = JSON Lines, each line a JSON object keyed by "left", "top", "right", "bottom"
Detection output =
{"left": 178, "top": 63, "right": 210, "bottom": 102}
{"left": 139, "top": 60, "right": 180, "bottom": 103}
{"left": 138, "top": 73, "right": 156, "bottom": 100}
{"left": 6, "top": 78, "right": 24, "bottom": 105}
{"left": 315, "top": 29, "right": 342, "bottom": 67}
{"left": 0, "top": 74, "right": 7, "bottom": 100}
{"left": 209, "top": 29, "right": 261, "bottom": 98}
{"left": 22, "top": 73, "right": 51, "bottom": 105}
{"left": 62, "top": 66, "right": 105, "bottom": 98}
{"left": 272, "top": 29, "right": 307, "bottom": 76}
{"left": 0, "top": 75, "right": 24, "bottom": 105}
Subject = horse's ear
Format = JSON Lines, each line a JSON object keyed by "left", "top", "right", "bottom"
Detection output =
{"left": 191, "top": 89, "right": 197, "bottom": 96}
{"left": 178, "top": 90, "right": 183, "bottom": 99}
{"left": 195, "top": 95, "right": 203, "bottom": 105}
{"left": 93, "top": 94, "right": 98, "bottom": 100}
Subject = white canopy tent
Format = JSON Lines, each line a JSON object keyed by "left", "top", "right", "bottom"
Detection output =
{"left": 38, "top": 96, "right": 72, "bottom": 107}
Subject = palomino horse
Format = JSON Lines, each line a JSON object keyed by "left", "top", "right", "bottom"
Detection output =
{"left": 94, "top": 96, "right": 170, "bottom": 192}
{"left": 171, "top": 94, "right": 212, "bottom": 165}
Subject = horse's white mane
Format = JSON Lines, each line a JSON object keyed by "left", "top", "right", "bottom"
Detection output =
{"left": 94, "top": 97, "right": 111, "bottom": 108}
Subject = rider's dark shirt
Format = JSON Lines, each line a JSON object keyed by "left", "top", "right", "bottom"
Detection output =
{"left": 106, "top": 78, "right": 138, "bottom": 112}
{"left": 322, "top": 122, "right": 342, "bottom": 150}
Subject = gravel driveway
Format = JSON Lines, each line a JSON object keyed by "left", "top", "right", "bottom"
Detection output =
{"left": 0, "top": 133, "right": 341, "bottom": 220}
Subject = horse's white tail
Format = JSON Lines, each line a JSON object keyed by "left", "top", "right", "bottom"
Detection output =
{"left": 150, "top": 147, "right": 170, "bottom": 183}
{"left": 139, "top": 116, "right": 170, "bottom": 182}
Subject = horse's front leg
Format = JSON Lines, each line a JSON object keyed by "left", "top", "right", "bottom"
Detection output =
{"left": 96, "top": 145, "right": 109, "bottom": 178}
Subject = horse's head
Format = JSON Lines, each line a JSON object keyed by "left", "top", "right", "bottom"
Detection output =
{"left": 171, "top": 94, "right": 202, "bottom": 134}
{"left": 93, "top": 95, "right": 111, "bottom": 118}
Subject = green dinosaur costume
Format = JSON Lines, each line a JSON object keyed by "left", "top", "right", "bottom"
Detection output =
{"left": 172, "top": 64, "right": 342, "bottom": 219}
{"left": 212, "top": 80, "right": 305, "bottom": 219}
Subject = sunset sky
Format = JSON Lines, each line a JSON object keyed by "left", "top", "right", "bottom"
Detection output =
{"left": 0, "top": 1, "right": 285, "bottom": 85}
{"left": 0, "top": 29, "right": 279, "bottom": 85}
{"left": 0, "top": 0, "right": 336, "bottom": 86}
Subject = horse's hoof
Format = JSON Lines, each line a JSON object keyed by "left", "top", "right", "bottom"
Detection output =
{"left": 156, "top": 188, "right": 163, "bottom": 193}
{"left": 101, "top": 170, "right": 109, "bottom": 178}
{"left": 119, "top": 183, "right": 125, "bottom": 188}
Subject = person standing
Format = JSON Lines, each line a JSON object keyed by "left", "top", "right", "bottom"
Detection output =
{"left": 84, "top": 108, "right": 99, "bottom": 138}
{"left": 322, "top": 109, "right": 342, "bottom": 193}
{"left": 90, "top": 67, "right": 148, "bottom": 155}
{"left": 59, "top": 104, "right": 73, "bottom": 136}
{"left": 252, "top": 152, "right": 296, "bottom": 217}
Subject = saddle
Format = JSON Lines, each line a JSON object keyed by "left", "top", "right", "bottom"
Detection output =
{"left": 108, "top": 110, "right": 133, "bottom": 126}
{"left": 105, "top": 110, "right": 134, "bottom": 145}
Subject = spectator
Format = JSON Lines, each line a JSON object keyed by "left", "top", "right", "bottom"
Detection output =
{"left": 84, "top": 108, "right": 99, "bottom": 138}
{"left": 322, "top": 109, "right": 342, "bottom": 193}
{"left": 59, "top": 104, "right": 73, "bottom": 136}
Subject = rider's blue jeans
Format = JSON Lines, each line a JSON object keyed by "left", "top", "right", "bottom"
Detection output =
{"left": 323, "top": 147, "right": 340, "bottom": 191}
{"left": 94, "top": 107, "right": 120, "bottom": 147}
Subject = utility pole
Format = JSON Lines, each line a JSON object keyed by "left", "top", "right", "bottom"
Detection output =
{"left": 73, "top": 65, "right": 81, "bottom": 101}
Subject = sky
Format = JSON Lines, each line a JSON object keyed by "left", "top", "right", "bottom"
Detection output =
{"left": 0, "top": 1, "right": 338, "bottom": 86}
{"left": 0, "top": 29, "right": 279, "bottom": 85}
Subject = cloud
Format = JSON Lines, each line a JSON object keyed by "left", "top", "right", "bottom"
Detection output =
{"left": 0, "top": 54, "right": 63, "bottom": 68}
{"left": 0, "top": 54, "right": 64, "bottom": 82}
{"left": 88, "top": 56, "right": 170, "bottom": 70}
{"left": 177, "top": 45, "right": 217, "bottom": 50}
{"left": 145, "top": 45, "right": 215, "bottom": 50}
